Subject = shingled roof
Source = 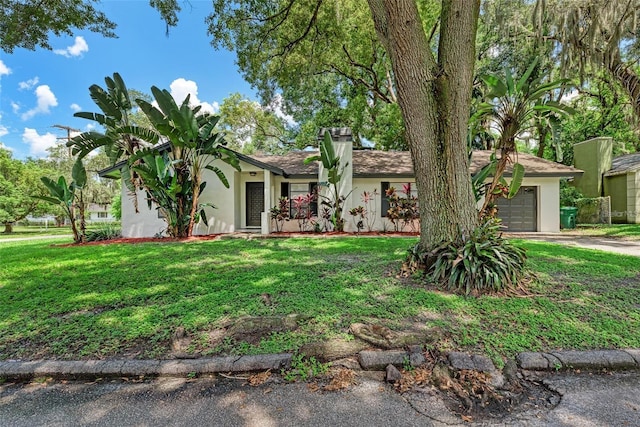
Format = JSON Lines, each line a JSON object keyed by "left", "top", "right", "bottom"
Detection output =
{"left": 604, "top": 153, "right": 640, "bottom": 177}
{"left": 249, "top": 150, "right": 581, "bottom": 178}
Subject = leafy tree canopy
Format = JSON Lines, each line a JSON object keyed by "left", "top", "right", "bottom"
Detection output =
{"left": 0, "top": 147, "right": 52, "bottom": 232}
{"left": 205, "top": 0, "right": 440, "bottom": 150}
{"left": 0, "top": 0, "right": 186, "bottom": 53}
{"left": 0, "top": 0, "right": 116, "bottom": 52}
{"left": 217, "top": 93, "right": 290, "bottom": 154}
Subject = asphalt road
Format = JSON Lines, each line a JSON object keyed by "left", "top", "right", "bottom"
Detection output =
{"left": 1, "top": 371, "right": 639, "bottom": 427}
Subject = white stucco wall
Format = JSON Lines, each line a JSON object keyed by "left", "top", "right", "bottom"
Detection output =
{"left": 530, "top": 177, "right": 561, "bottom": 232}
{"left": 192, "top": 162, "right": 242, "bottom": 235}
{"left": 120, "top": 186, "right": 167, "bottom": 238}
{"left": 120, "top": 159, "right": 265, "bottom": 238}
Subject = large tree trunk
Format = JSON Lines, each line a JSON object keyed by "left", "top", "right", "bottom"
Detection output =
{"left": 367, "top": 0, "right": 479, "bottom": 249}
{"left": 3, "top": 222, "right": 13, "bottom": 233}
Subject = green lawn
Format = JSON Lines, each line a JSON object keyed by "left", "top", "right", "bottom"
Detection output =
{"left": 1, "top": 237, "right": 638, "bottom": 363}
{"left": 0, "top": 224, "right": 121, "bottom": 240}
{"left": 0, "top": 225, "right": 74, "bottom": 239}
{"left": 573, "top": 224, "right": 640, "bottom": 240}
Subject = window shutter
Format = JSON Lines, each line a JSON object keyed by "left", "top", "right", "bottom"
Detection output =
{"left": 381, "top": 182, "right": 390, "bottom": 217}
{"left": 309, "top": 182, "right": 318, "bottom": 216}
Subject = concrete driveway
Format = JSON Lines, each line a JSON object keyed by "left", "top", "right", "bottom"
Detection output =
{"left": 507, "top": 233, "right": 640, "bottom": 257}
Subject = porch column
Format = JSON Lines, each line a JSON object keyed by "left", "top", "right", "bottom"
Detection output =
{"left": 261, "top": 171, "right": 272, "bottom": 234}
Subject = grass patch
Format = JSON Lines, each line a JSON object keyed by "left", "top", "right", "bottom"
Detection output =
{"left": 0, "top": 226, "right": 74, "bottom": 239}
{"left": 0, "top": 224, "right": 121, "bottom": 240}
{"left": 0, "top": 237, "right": 638, "bottom": 361}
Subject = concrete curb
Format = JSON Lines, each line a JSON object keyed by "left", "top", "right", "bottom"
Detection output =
{"left": 517, "top": 349, "right": 640, "bottom": 371}
{"left": 0, "top": 354, "right": 292, "bottom": 380}
{"left": 1, "top": 349, "right": 639, "bottom": 381}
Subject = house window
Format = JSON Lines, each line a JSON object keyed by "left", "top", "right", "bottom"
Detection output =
{"left": 281, "top": 182, "right": 318, "bottom": 217}
{"left": 97, "top": 212, "right": 108, "bottom": 219}
{"left": 381, "top": 181, "right": 418, "bottom": 217}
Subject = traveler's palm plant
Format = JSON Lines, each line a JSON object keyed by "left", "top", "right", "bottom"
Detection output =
{"left": 474, "top": 59, "right": 574, "bottom": 218}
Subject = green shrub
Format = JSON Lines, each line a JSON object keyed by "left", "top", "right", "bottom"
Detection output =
{"left": 576, "top": 197, "right": 611, "bottom": 224}
{"left": 410, "top": 220, "right": 527, "bottom": 295}
{"left": 85, "top": 224, "right": 121, "bottom": 242}
{"left": 560, "top": 179, "right": 583, "bottom": 207}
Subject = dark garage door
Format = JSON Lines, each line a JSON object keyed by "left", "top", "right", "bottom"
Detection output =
{"left": 496, "top": 186, "right": 537, "bottom": 232}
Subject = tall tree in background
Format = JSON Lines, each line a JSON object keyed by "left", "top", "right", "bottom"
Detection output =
{"left": 536, "top": 0, "right": 640, "bottom": 120}
{"left": 206, "top": 0, "right": 424, "bottom": 149}
{"left": 0, "top": 0, "right": 115, "bottom": 52}
{"left": 0, "top": 0, "right": 181, "bottom": 52}
{"left": 559, "top": 74, "right": 640, "bottom": 164}
{"left": 217, "top": 93, "right": 290, "bottom": 153}
{"left": 0, "top": 148, "right": 50, "bottom": 233}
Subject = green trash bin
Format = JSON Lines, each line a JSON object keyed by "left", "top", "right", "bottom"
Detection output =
{"left": 560, "top": 207, "right": 578, "bottom": 229}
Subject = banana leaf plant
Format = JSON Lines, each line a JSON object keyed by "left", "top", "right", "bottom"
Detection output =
{"left": 133, "top": 86, "right": 240, "bottom": 237}
{"left": 473, "top": 58, "right": 574, "bottom": 219}
{"left": 34, "top": 159, "right": 88, "bottom": 243}
{"left": 68, "top": 73, "right": 157, "bottom": 213}
{"left": 304, "top": 131, "right": 349, "bottom": 232}
{"left": 68, "top": 74, "right": 239, "bottom": 239}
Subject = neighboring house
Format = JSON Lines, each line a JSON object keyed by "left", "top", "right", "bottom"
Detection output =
{"left": 25, "top": 214, "right": 58, "bottom": 226}
{"left": 86, "top": 203, "right": 115, "bottom": 223}
{"left": 26, "top": 204, "right": 114, "bottom": 225}
{"left": 100, "top": 130, "right": 582, "bottom": 237}
{"left": 573, "top": 137, "right": 640, "bottom": 224}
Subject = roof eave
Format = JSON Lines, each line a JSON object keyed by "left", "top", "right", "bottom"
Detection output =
{"left": 98, "top": 161, "right": 126, "bottom": 179}
{"left": 353, "top": 173, "right": 415, "bottom": 178}
{"left": 235, "top": 152, "right": 287, "bottom": 176}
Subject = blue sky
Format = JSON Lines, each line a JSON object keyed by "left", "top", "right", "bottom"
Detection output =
{"left": 0, "top": 0, "right": 256, "bottom": 160}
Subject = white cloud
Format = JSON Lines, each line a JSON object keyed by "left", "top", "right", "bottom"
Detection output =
{"left": 21, "top": 85, "right": 58, "bottom": 121}
{"left": 168, "top": 78, "right": 219, "bottom": 114}
{"left": 18, "top": 77, "right": 39, "bottom": 90}
{"left": 11, "top": 102, "right": 20, "bottom": 114}
{"left": 85, "top": 123, "right": 96, "bottom": 131}
{"left": 0, "top": 60, "right": 11, "bottom": 76}
{"left": 0, "top": 142, "right": 13, "bottom": 151}
{"left": 70, "top": 103, "right": 82, "bottom": 112}
{"left": 54, "top": 36, "right": 89, "bottom": 58}
{"left": 22, "top": 128, "right": 58, "bottom": 157}
{"left": 0, "top": 124, "right": 8, "bottom": 138}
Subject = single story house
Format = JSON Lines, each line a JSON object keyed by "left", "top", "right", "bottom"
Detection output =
{"left": 100, "top": 130, "right": 582, "bottom": 237}
{"left": 25, "top": 203, "right": 114, "bottom": 225}
{"left": 573, "top": 137, "right": 640, "bottom": 223}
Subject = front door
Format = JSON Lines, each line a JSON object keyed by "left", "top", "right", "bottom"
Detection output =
{"left": 246, "top": 182, "right": 264, "bottom": 227}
